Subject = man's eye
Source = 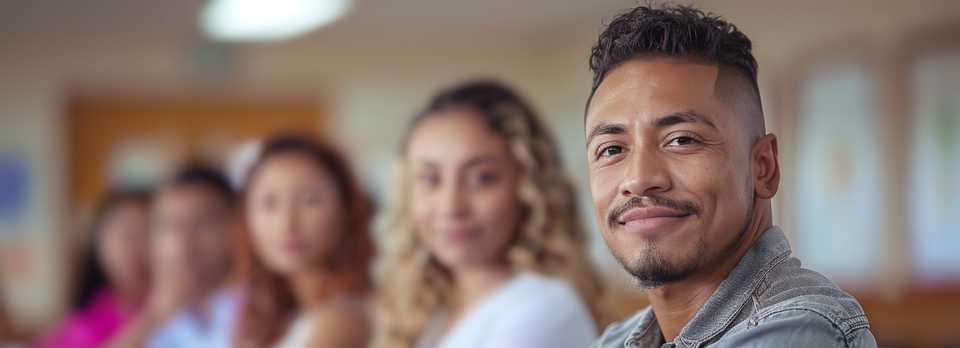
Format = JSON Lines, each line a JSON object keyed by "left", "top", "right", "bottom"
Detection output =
{"left": 599, "top": 145, "right": 624, "bottom": 158}
{"left": 667, "top": 136, "right": 701, "bottom": 146}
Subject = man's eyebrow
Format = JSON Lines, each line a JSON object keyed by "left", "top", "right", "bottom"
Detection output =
{"left": 586, "top": 122, "right": 627, "bottom": 148}
{"left": 654, "top": 110, "right": 718, "bottom": 130}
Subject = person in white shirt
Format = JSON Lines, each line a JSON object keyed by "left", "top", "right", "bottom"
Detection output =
{"left": 374, "top": 80, "right": 608, "bottom": 348}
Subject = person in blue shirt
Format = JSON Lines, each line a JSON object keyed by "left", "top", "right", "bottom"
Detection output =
{"left": 107, "top": 164, "right": 239, "bottom": 348}
{"left": 583, "top": 4, "right": 878, "bottom": 348}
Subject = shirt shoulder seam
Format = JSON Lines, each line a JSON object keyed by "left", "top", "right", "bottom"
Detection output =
{"left": 755, "top": 305, "right": 870, "bottom": 345}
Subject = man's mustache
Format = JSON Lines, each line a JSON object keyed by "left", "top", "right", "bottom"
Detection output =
{"left": 607, "top": 196, "right": 701, "bottom": 228}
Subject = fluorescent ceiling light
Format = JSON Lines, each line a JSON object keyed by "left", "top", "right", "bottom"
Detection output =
{"left": 201, "top": 0, "right": 350, "bottom": 42}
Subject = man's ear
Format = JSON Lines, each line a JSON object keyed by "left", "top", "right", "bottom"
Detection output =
{"left": 752, "top": 134, "right": 780, "bottom": 199}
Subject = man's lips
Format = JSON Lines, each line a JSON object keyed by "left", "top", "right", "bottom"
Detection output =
{"left": 616, "top": 206, "right": 691, "bottom": 234}
{"left": 617, "top": 206, "right": 691, "bottom": 223}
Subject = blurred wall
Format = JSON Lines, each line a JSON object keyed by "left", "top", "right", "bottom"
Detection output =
{"left": 1, "top": 0, "right": 959, "bottom": 331}
{"left": 0, "top": 76, "right": 65, "bottom": 327}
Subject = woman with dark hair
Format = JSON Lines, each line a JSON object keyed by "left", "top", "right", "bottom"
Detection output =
{"left": 1, "top": 275, "right": 17, "bottom": 342}
{"left": 37, "top": 189, "right": 152, "bottom": 348}
{"left": 233, "top": 134, "right": 375, "bottom": 348}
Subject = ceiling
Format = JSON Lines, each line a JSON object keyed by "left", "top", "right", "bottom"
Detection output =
{"left": 2, "top": 0, "right": 959, "bottom": 71}
{"left": 0, "top": 0, "right": 636, "bottom": 41}
{"left": 3, "top": 0, "right": 959, "bottom": 43}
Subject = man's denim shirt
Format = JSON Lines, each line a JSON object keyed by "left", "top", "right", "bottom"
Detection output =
{"left": 593, "top": 226, "right": 878, "bottom": 348}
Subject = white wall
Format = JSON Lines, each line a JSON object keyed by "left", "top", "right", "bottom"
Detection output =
{"left": 0, "top": 73, "right": 65, "bottom": 327}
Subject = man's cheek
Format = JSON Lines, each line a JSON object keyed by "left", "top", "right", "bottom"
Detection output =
{"left": 592, "top": 199, "right": 611, "bottom": 232}
{"left": 591, "top": 168, "right": 619, "bottom": 196}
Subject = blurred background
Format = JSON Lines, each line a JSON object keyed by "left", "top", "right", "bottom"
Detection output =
{"left": 0, "top": 0, "right": 958, "bottom": 347}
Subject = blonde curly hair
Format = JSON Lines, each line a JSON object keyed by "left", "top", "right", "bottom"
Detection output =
{"left": 373, "top": 80, "right": 608, "bottom": 348}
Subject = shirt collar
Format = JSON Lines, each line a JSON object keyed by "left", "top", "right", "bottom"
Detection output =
{"left": 624, "top": 226, "right": 793, "bottom": 346}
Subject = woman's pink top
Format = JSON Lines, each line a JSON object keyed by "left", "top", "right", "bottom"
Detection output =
{"left": 36, "top": 289, "right": 135, "bottom": 348}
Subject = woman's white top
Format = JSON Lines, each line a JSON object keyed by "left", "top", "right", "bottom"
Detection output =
{"left": 274, "top": 312, "right": 314, "bottom": 348}
{"left": 273, "top": 296, "right": 367, "bottom": 348}
{"left": 417, "top": 272, "right": 598, "bottom": 348}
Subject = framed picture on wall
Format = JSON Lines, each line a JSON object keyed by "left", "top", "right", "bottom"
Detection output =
{"left": 778, "top": 48, "right": 893, "bottom": 289}
{"left": 904, "top": 27, "right": 960, "bottom": 285}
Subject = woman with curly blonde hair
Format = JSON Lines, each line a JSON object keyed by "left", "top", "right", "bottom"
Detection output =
{"left": 374, "top": 80, "right": 607, "bottom": 348}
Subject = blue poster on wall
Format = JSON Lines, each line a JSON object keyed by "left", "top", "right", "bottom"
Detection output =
{"left": 0, "top": 153, "right": 29, "bottom": 236}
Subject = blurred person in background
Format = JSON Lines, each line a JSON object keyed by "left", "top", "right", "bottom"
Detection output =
{"left": 0, "top": 303, "right": 11, "bottom": 345}
{"left": 0, "top": 289, "right": 11, "bottom": 341}
{"left": 373, "top": 80, "right": 605, "bottom": 348}
{"left": 107, "top": 165, "right": 240, "bottom": 348}
{"left": 35, "top": 189, "right": 152, "bottom": 348}
{"left": 232, "top": 134, "right": 374, "bottom": 348}
{"left": 584, "top": 4, "right": 876, "bottom": 348}
{"left": 1, "top": 277, "right": 19, "bottom": 346}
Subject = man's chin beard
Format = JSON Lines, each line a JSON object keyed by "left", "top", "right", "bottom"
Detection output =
{"left": 619, "top": 200, "right": 756, "bottom": 289}
{"left": 620, "top": 242, "right": 702, "bottom": 289}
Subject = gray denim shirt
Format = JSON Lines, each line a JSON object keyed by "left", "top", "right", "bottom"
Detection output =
{"left": 593, "top": 226, "right": 878, "bottom": 348}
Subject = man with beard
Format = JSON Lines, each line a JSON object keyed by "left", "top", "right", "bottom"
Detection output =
{"left": 584, "top": 4, "right": 877, "bottom": 348}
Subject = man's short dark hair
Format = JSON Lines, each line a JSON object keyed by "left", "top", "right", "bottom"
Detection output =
{"left": 168, "top": 163, "right": 236, "bottom": 208}
{"left": 587, "top": 4, "right": 761, "bottom": 112}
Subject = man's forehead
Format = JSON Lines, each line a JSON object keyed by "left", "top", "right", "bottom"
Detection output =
{"left": 586, "top": 57, "right": 721, "bottom": 126}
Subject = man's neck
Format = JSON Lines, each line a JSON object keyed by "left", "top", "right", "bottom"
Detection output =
{"left": 646, "top": 267, "right": 729, "bottom": 342}
{"left": 180, "top": 284, "right": 222, "bottom": 328}
{"left": 182, "top": 268, "right": 231, "bottom": 320}
{"left": 648, "top": 204, "right": 773, "bottom": 342}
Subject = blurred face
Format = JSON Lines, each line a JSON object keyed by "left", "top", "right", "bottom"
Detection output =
{"left": 246, "top": 152, "right": 344, "bottom": 275}
{"left": 98, "top": 201, "right": 151, "bottom": 292}
{"left": 152, "top": 186, "right": 233, "bottom": 293}
{"left": 585, "top": 57, "right": 758, "bottom": 287}
{"left": 407, "top": 110, "right": 521, "bottom": 271}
